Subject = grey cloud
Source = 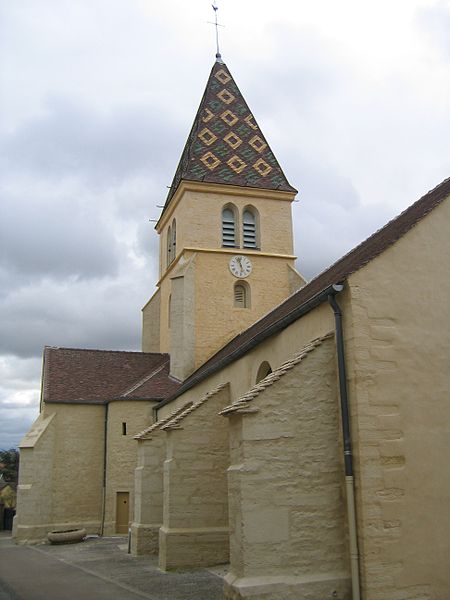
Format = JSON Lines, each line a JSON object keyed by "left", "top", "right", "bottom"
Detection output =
{"left": 0, "top": 356, "right": 42, "bottom": 389}
{"left": 0, "top": 185, "right": 119, "bottom": 280}
{"left": 291, "top": 160, "right": 393, "bottom": 279}
{"left": 0, "top": 266, "right": 153, "bottom": 359}
{"left": 239, "top": 24, "right": 347, "bottom": 119}
{"left": 0, "top": 95, "right": 180, "bottom": 186}
{"left": 0, "top": 410, "right": 37, "bottom": 449}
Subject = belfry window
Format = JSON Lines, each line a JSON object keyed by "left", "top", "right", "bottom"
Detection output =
{"left": 243, "top": 208, "right": 258, "bottom": 248}
{"left": 234, "top": 281, "right": 250, "bottom": 308}
{"left": 171, "top": 219, "right": 177, "bottom": 260}
{"left": 167, "top": 220, "right": 176, "bottom": 268}
{"left": 167, "top": 225, "right": 172, "bottom": 267}
{"left": 222, "top": 206, "right": 237, "bottom": 247}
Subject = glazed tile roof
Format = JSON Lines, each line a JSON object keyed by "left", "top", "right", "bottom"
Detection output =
{"left": 42, "top": 348, "right": 180, "bottom": 404}
{"left": 157, "top": 176, "right": 450, "bottom": 406}
{"left": 163, "top": 60, "right": 296, "bottom": 213}
{"left": 220, "top": 335, "right": 332, "bottom": 416}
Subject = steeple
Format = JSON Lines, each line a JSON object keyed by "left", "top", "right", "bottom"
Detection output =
{"left": 163, "top": 61, "right": 297, "bottom": 213}
{"left": 143, "top": 58, "right": 304, "bottom": 380}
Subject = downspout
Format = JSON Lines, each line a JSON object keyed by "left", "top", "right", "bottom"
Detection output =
{"left": 328, "top": 284, "right": 361, "bottom": 600}
{"left": 100, "top": 402, "right": 109, "bottom": 536}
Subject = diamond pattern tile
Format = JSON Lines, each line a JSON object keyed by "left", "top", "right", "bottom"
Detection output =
{"left": 164, "top": 61, "right": 296, "bottom": 209}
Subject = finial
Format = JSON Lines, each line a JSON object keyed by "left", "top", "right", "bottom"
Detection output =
{"left": 209, "top": 2, "right": 225, "bottom": 62}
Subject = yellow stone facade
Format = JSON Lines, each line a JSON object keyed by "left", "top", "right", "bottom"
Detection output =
{"left": 14, "top": 399, "right": 157, "bottom": 543}
{"left": 142, "top": 182, "right": 305, "bottom": 378}
{"left": 137, "top": 186, "right": 450, "bottom": 599}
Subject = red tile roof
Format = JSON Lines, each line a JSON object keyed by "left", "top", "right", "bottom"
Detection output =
{"left": 42, "top": 348, "right": 180, "bottom": 404}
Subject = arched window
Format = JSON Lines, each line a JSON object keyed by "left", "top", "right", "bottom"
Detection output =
{"left": 243, "top": 207, "right": 258, "bottom": 248}
{"left": 167, "top": 225, "right": 172, "bottom": 267}
{"left": 166, "top": 220, "right": 176, "bottom": 268}
{"left": 171, "top": 219, "right": 177, "bottom": 260}
{"left": 222, "top": 205, "right": 237, "bottom": 247}
{"left": 256, "top": 361, "right": 272, "bottom": 383}
{"left": 234, "top": 281, "right": 250, "bottom": 308}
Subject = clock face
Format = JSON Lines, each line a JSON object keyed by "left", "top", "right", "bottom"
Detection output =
{"left": 229, "top": 255, "right": 252, "bottom": 278}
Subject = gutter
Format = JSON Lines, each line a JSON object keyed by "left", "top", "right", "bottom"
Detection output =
{"left": 155, "top": 282, "right": 344, "bottom": 418}
{"left": 100, "top": 403, "right": 108, "bottom": 536}
{"left": 328, "top": 284, "right": 361, "bottom": 600}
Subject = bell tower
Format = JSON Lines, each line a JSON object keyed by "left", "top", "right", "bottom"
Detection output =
{"left": 142, "top": 59, "right": 304, "bottom": 380}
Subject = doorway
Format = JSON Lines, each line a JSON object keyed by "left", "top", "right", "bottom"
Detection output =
{"left": 115, "top": 492, "right": 129, "bottom": 534}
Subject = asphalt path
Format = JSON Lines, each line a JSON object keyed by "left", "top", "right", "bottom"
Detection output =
{"left": 0, "top": 533, "right": 224, "bottom": 600}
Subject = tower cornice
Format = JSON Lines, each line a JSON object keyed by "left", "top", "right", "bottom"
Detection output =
{"left": 156, "top": 180, "right": 296, "bottom": 231}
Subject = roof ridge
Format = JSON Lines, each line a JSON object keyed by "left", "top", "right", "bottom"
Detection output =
{"left": 120, "top": 359, "right": 169, "bottom": 397}
{"left": 220, "top": 333, "right": 333, "bottom": 416}
{"left": 44, "top": 346, "right": 168, "bottom": 356}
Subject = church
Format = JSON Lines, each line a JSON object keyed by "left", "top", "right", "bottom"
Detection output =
{"left": 14, "top": 54, "right": 450, "bottom": 600}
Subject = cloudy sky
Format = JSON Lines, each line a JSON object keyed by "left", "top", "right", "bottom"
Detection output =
{"left": 1, "top": 0, "right": 449, "bottom": 448}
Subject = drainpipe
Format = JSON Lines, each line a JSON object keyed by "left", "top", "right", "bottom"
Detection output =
{"left": 328, "top": 284, "right": 361, "bottom": 600}
{"left": 100, "top": 403, "right": 109, "bottom": 536}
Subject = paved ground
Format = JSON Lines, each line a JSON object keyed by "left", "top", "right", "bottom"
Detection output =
{"left": 0, "top": 532, "right": 225, "bottom": 600}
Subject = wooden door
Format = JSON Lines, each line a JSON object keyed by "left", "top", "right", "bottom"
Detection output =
{"left": 116, "top": 492, "right": 129, "bottom": 534}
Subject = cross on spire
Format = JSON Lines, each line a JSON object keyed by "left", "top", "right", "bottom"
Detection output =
{"left": 209, "top": 2, "right": 224, "bottom": 62}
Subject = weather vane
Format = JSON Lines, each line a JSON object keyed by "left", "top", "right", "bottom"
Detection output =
{"left": 208, "top": 2, "right": 225, "bottom": 62}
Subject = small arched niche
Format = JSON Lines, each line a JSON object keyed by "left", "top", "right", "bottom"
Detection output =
{"left": 256, "top": 361, "right": 272, "bottom": 383}
{"left": 234, "top": 281, "right": 250, "bottom": 309}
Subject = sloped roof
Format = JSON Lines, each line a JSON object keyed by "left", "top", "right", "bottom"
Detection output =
{"left": 161, "top": 382, "right": 228, "bottom": 430}
{"left": 158, "top": 176, "right": 450, "bottom": 405}
{"left": 43, "top": 347, "right": 180, "bottom": 404}
{"left": 162, "top": 60, "right": 296, "bottom": 215}
{"left": 135, "top": 382, "right": 228, "bottom": 439}
{"left": 220, "top": 334, "right": 333, "bottom": 415}
{"left": 134, "top": 402, "right": 194, "bottom": 440}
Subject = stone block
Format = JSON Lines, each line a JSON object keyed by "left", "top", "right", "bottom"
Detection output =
{"left": 159, "top": 526, "right": 229, "bottom": 570}
{"left": 130, "top": 522, "right": 160, "bottom": 556}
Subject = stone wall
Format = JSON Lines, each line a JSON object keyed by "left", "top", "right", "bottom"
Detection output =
{"left": 223, "top": 336, "right": 351, "bottom": 599}
{"left": 48, "top": 404, "right": 105, "bottom": 530}
{"left": 347, "top": 196, "right": 450, "bottom": 600}
{"left": 154, "top": 182, "right": 300, "bottom": 378}
{"left": 15, "top": 404, "right": 105, "bottom": 542}
{"left": 131, "top": 432, "right": 166, "bottom": 555}
{"left": 142, "top": 289, "right": 160, "bottom": 353}
{"left": 15, "top": 399, "right": 155, "bottom": 543}
{"left": 103, "top": 400, "right": 155, "bottom": 535}
{"left": 14, "top": 413, "right": 56, "bottom": 542}
{"left": 159, "top": 383, "right": 231, "bottom": 570}
{"left": 168, "top": 255, "right": 196, "bottom": 380}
